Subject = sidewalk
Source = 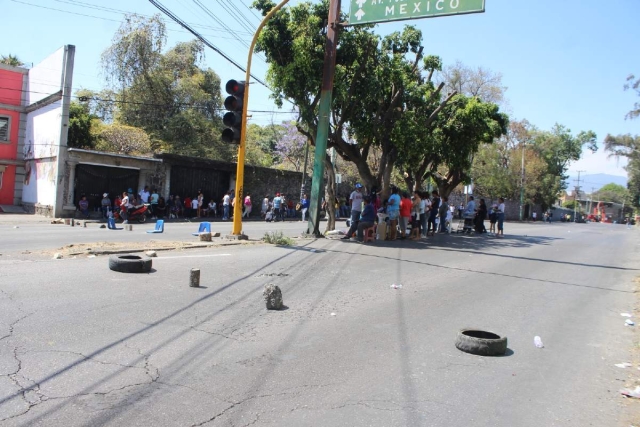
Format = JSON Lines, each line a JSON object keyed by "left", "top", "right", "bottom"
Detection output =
{"left": 0, "top": 213, "right": 53, "bottom": 225}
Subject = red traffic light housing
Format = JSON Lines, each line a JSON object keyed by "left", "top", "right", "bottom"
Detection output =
{"left": 222, "top": 80, "right": 246, "bottom": 144}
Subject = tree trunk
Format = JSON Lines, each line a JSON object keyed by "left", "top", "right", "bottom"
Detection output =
{"left": 380, "top": 149, "right": 397, "bottom": 199}
{"left": 324, "top": 154, "right": 336, "bottom": 233}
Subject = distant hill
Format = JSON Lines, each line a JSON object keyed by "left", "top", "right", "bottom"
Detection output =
{"left": 565, "top": 173, "right": 627, "bottom": 193}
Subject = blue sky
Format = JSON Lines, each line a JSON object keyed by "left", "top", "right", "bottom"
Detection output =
{"left": 5, "top": 0, "right": 639, "bottom": 179}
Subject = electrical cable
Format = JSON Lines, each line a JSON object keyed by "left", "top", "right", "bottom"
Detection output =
{"left": 148, "top": 0, "right": 268, "bottom": 87}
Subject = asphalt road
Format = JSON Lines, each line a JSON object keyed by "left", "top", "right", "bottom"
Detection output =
{"left": 0, "top": 217, "right": 314, "bottom": 254}
{"left": 0, "top": 220, "right": 639, "bottom": 426}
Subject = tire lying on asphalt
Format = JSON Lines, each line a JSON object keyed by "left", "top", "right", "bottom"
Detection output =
{"left": 455, "top": 329, "right": 507, "bottom": 356}
{"left": 108, "top": 254, "right": 152, "bottom": 273}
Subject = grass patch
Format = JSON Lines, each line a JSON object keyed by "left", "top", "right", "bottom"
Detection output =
{"left": 263, "top": 231, "right": 294, "bottom": 246}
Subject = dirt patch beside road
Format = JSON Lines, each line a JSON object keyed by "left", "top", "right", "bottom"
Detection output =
{"left": 41, "top": 239, "right": 262, "bottom": 258}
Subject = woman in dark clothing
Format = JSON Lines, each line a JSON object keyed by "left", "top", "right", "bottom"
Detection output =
{"left": 156, "top": 197, "right": 167, "bottom": 219}
{"left": 427, "top": 190, "right": 440, "bottom": 236}
{"left": 475, "top": 198, "right": 488, "bottom": 233}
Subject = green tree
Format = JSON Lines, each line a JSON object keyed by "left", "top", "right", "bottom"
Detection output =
{"left": 531, "top": 124, "right": 597, "bottom": 208}
{"left": 593, "top": 183, "right": 629, "bottom": 204}
{"left": 100, "top": 15, "right": 231, "bottom": 160}
{"left": 95, "top": 123, "right": 152, "bottom": 155}
{"left": 625, "top": 74, "right": 640, "bottom": 120}
{"left": 253, "top": 1, "right": 454, "bottom": 197}
{"left": 0, "top": 54, "right": 24, "bottom": 67}
{"left": 67, "top": 102, "right": 96, "bottom": 149}
{"left": 399, "top": 95, "right": 508, "bottom": 196}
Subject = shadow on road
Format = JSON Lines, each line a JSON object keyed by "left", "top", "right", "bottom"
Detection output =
{"left": 319, "top": 240, "right": 636, "bottom": 294}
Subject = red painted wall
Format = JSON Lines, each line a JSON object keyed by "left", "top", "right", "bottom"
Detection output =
{"left": 0, "top": 69, "right": 23, "bottom": 106}
{"left": 0, "top": 68, "right": 24, "bottom": 205}
{"left": 0, "top": 110, "right": 20, "bottom": 161}
{"left": 0, "top": 165, "right": 16, "bottom": 205}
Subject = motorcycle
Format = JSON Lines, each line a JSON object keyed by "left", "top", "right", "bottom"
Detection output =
{"left": 113, "top": 204, "right": 149, "bottom": 223}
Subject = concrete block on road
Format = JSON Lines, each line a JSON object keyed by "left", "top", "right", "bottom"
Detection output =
{"left": 190, "top": 268, "right": 200, "bottom": 287}
{"left": 264, "top": 284, "right": 283, "bottom": 310}
{"left": 199, "top": 232, "right": 212, "bottom": 242}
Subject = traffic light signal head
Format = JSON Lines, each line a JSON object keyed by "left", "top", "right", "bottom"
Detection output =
{"left": 222, "top": 79, "right": 246, "bottom": 144}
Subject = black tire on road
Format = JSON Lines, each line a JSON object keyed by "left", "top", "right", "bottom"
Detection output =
{"left": 455, "top": 329, "right": 507, "bottom": 356}
{"left": 108, "top": 254, "right": 152, "bottom": 273}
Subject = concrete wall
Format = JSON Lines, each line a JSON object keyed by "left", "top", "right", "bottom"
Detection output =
{"left": 242, "top": 166, "right": 303, "bottom": 215}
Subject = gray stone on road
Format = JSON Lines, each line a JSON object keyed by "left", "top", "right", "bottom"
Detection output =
{"left": 0, "top": 220, "right": 638, "bottom": 426}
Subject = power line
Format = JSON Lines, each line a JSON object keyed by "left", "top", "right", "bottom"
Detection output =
{"left": 148, "top": 0, "right": 268, "bottom": 87}
{"left": 9, "top": 0, "right": 252, "bottom": 42}
{"left": 224, "top": 0, "right": 261, "bottom": 25}
{"left": 0, "top": 85, "right": 293, "bottom": 116}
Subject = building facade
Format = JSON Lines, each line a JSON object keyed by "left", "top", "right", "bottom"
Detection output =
{"left": 0, "top": 46, "right": 75, "bottom": 216}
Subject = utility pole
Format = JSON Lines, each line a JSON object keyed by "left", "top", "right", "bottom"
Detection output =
{"left": 573, "top": 170, "right": 586, "bottom": 222}
{"left": 519, "top": 142, "right": 525, "bottom": 221}
{"left": 588, "top": 187, "right": 596, "bottom": 216}
{"left": 306, "top": 0, "right": 341, "bottom": 236}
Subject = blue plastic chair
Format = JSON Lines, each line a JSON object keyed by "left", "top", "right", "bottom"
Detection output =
{"left": 192, "top": 222, "right": 211, "bottom": 236}
{"left": 107, "top": 218, "right": 122, "bottom": 230}
{"left": 147, "top": 219, "right": 164, "bottom": 234}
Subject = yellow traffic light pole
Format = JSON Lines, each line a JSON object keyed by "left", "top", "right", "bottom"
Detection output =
{"left": 231, "top": 0, "right": 292, "bottom": 236}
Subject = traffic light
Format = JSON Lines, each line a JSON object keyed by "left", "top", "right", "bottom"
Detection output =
{"left": 222, "top": 79, "right": 245, "bottom": 144}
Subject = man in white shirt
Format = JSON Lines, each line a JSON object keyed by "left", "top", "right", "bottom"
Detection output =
{"left": 139, "top": 186, "right": 150, "bottom": 204}
{"left": 191, "top": 197, "right": 199, "bottom": 217}
{"left": 349, "top": 183, "right": 364, "bottom": 225}
{"left": 222, "top": 192, "right": 231, "bottom": 220}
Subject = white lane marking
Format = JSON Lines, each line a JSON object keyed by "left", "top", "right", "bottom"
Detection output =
{"left": 153, "top": 254, "right": 231, "bottom": 260}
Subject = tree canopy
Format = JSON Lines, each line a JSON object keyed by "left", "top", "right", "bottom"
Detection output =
{"left": 625, "top": 74, "right": 640, "bottom": 120}
{"left": 98, "top": 14, "right": 232, "bottom": 160}
{"left": 254, "top": 1, "right": 464, "bottom": 196}
{"left": 0, "top": 54, "right": 24, "bottom": 67}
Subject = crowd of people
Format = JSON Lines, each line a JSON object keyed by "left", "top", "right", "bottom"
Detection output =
{"left": 85, "top": 186, "right": 315, "bottom": 223}
{"left": 82, "top": 184, "right": 506, "bottom": 235}
{"left": 339, "top": 183, "right": 506, "bottom": 242}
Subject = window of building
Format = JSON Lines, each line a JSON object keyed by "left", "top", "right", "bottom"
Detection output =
{"left": 0, "top": 117, "right": 9, "bottom": 142}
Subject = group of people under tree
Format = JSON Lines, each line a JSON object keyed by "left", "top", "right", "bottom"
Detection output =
{"left": 339, "top": 182, "right": 506, "bottom": 242}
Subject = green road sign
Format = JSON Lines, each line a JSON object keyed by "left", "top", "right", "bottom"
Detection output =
{"left": 349, "top": 0, "right": 485, "bottom": 25}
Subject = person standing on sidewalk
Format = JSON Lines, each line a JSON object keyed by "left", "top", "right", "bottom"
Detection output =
{"left": 197, "top": 190, "right": 204, "bottom": 218}
{"left": 387, "top": 187, "right": 401, "bottom": 240}
{"left": 101, "top": 193, "right": 111, "bottom": 219}
{"left": 139, "top": 186, "right": 150, "bottom": 204}
{"left": 300, "top": 194, "right": 310, "bottom": 222}
{"left": 398, "top": 192, "right": 412, "bottom": 239}
{"left": 496, "top": 197, "right": 505, "bottom": 237}
{"left": 439, "top": 196, "right": 449, "bottom": 233}
{"left": 120, "top": 191, "right": 131, "bottom": 223}
{"left": 222, "top": 192, "right": 231, "bottom": 220}
{"left": 273, "top": 193, "right": 284, "bottom": 222}
{"left": 149, "top": 189, "right": 159, "bottom": 219}
{"left": 427, "top": 190, "right": 440, "bottom": 236}
{"left": 349, "top": 183, "right": 364, "bottom": 228}
{"left": 243, "top": 194, "right": 252, "bottom": 218}
{"left": 261, "top": 195, "right": 269, "bottom": 218}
